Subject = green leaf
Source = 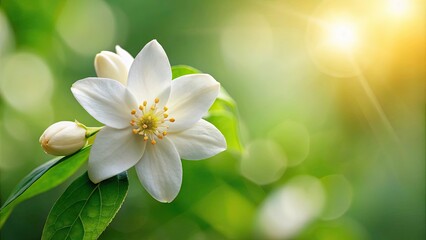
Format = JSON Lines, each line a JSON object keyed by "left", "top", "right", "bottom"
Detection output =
{"left": 42, "top": 172, "right": 129, "bottom": 240}
{"left": 0, "top": 146, "right": 91, "bottom": 228}
{"left": 205, "top": 106, "right": 243, "bottom": 153}
{"left": 172, "top": 65, "right": 200, "bottom": 79}
{"left": 171, "top": 65, "right": 243, "bottom": 153}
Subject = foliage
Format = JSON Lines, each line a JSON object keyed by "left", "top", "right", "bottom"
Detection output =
{"left": 41, "top": 172, "right": 129, "bottom": 240}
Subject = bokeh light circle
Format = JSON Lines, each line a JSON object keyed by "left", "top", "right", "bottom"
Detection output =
{"left": 268, "top": 121, "right": 310, "bottom": 167}
{"left": 0, "top": 10, "right": 14, "bottom": 57}
{"left": 240, "top": 139, "right": 287, "bottom": 185}
{"left": 302, "top": 217, "right": 370, "bottom": 240}
{"left": 320, "top": 174, "right": 353, "bottom": 220}
{"left": 56, "top": 0, "right": 116, "bottom": 56}
{"left": 257, "top": 175, "right": 325, "bottom": 239}
{"left": 0, "top": 52, "right": 54, "bottom": 113}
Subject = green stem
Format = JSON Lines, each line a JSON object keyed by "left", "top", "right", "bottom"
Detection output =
{"left": 74, "top": 120, "right": 104, "bottom": 138}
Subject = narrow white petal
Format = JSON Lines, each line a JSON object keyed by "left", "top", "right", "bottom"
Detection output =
{"left": 115, "top": 45, "right": 134, "bottom": 70}
{"left": 168, "top": 119, "right": 226, "bottom": 160}
{"left": 88, "top": 127, "right": 146, "bottom": 183}
{"left": 167, "top": 74, "right": 220, "bottom": 132}
{"left": 71, "top": 78, "right": 137, "bottom": 129}
{"left": 127, "top": 40, "right": 171, "bottom": 105}
{"left": 135, "top": 138, "right": 182, "bottom": 203}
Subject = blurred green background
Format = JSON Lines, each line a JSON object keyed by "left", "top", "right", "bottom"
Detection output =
{"left": 0, "top": 0, "right": 424, "bottom": 239}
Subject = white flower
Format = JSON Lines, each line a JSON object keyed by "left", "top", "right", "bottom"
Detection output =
{"left": 94, "top": 45, "right": 134, "bottom": 85}
{"left": 72, "top": 40, "right": 226, "bottom": 202}
{"left": 39, "top": 121, "right": 87, "bottom": 156}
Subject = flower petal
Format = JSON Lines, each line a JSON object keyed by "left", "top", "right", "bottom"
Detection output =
{"left": 127, "top": 40, "right": 171, "bottom": 105}
{"left": 88, "top": 127, "right": 146, "bottom": 183}
{"left": 168, "top": 119, "right": 226, "bottom": 160}
{"left": 167, "top": 74, "right": 220, "bottom": 132}
{"left": 71, "top": 78, "right": 137, "bottom": 129}
{"left": 135, "top": 137, "right": 182, "bottom": 203}
{"left": 115, "top": 45, "right": 134, "bottom": 70}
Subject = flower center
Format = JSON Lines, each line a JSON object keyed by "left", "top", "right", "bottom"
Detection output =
{"left": 130, "top": 98, "right": 175, "bottom": 145}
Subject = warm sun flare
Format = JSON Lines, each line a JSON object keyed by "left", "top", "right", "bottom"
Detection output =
{"left": 328, "top": 22, "right": 357, "bottom": 50}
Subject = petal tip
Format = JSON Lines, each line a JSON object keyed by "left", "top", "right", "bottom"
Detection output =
{"left": 145, "top": 39, "right": 164, "bottom": 51}
{"left": 199, "top": 73, "right": 220, "bottom": 86}
{"left": 88, "top": 171, "right": 102, "bottom": 184}
{"left": 149, "top": 39, "right": 159, "bottom": 44}
{"left": 157, "top": 195, "right": 177, "bottom": 203}
{"left": 70, "top": 81, "right": 81, "bottom": 91}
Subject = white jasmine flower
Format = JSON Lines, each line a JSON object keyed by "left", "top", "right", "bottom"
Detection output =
{"left": 39, "top": 121, "right": 87, "bottom": 156}
{"left": 72, "top": 40, "right": 226, "bottom": 202}
{"left": 94, "top": 45, "right": 134, "bottom": 85}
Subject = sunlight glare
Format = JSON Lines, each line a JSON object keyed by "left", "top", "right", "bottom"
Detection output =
{"left": 387, "top": 0, "right": 410, "bottom": 16}
{"left": 328, "top": 22, "right": 357, "bottom": 50}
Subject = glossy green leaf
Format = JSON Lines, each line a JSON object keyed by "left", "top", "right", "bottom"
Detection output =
{"left": 171, "top": 65, "right": 243, "bottom": 153}
{"left": 171, "top": 65, "right": 201, "bottom": 79}
{"left": 0, "top": 146, "right": 91, "bottom": 228}
{"left": 42, "top": 172, "right": 129, "bottom": 240}
{"left": 205, "top": 107, "right": 243, "bottom": 152}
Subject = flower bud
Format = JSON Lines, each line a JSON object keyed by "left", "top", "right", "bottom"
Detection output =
{"left": 94, "top": 46, "right": 133, "bottom": 85}
{"left": 39, "top": 121, "right": 87, "bottom": 156}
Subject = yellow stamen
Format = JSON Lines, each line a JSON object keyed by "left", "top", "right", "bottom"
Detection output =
{"left": 130, "top": 98, "right": 174, "bottom": 142}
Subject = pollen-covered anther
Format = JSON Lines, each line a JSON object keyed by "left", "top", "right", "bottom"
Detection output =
{"left": 130, "top": 98, "right": 175, "bottom": 143}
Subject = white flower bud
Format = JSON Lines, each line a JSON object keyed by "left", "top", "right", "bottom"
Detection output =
{"left": 39, "top": 121, "right": 87, "bottom": 156}
{"left": 94, "top": 46, "right": 133, "bottom": 85}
